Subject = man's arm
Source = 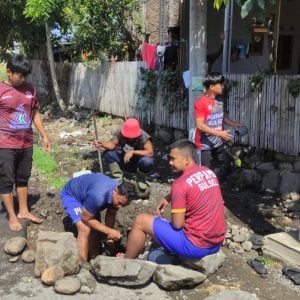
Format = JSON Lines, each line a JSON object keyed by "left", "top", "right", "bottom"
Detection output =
{"left": 81, "top": 208, "right": 121, "bottom": 240}
{"left": 94, "top": 136, "right": 119, "bottom": 150}
{"left": 32, "top": 110, "right": 51, "bottom": 152}
{"left": 124, "top": 139, "right": 154, "bottom": 163}
{"left": 105, "top": 206, "right": 117, "bottom": 228}
{"left": 223, "top": 113, "right": 242, "bottom": 128}
{"left": 196, "top": 116, "right": 232, "bottom": 141}
{"left": 171, "top": 211, "right": 185, "bottom": 229}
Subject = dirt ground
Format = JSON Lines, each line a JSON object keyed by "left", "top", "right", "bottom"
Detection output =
{"left": 1, "top": 112, "right": 300, "bottom": 299}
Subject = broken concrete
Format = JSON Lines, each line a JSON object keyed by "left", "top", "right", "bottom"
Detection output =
{"left": 263, "top": 232, "right": 300, "bottom": 268}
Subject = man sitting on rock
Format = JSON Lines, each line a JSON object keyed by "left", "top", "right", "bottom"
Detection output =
{"left": 61, "top": 172, "right": 129, "bottom": 261}
{"left": 124, "top": 139, "right": 226, "bottom": 260}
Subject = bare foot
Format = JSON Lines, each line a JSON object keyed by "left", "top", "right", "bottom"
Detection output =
{"left": 8, "top": 219, "right": 23, "bottom": 231}
{"left": 17, "top": 212, "right": 43, "bottom": 224}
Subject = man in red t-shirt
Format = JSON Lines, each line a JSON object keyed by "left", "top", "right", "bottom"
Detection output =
{"left": 193, "top": 72, "right": 241, "bottom": 181}
{"left": 125, "top": 139, "right": 225, "bottom": 259}
{"left": 0, "top": 54, "right": 50, "bottom": 231}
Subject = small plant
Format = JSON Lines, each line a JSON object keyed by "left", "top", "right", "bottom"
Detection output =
{"left": 33, "top": 146, "right": 57, "bottom": 174}
{"left": 288, "top": 78, "right": 300, "bottom": 98}
{"left": 249, "top": 69, "right": 268, "bottom": 92}
{"left": 138, "top": 67, "right": 158, "bottom": 109}
{"left": 33, "top": 146, "right": 67, "bottom": 190}
{"left": 138, "top": 67, "right": 186, "bottom": 114}
{"left": 0, "top": 63, "right": 6, "bottom": 81}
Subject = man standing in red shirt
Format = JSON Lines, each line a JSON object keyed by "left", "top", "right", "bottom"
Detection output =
{"left": 0, "top": 54, "right": 50, "bottom": 231}
{"left": 194, "top": 72, "right": 241, "bottom": 181}
{"left": 125, "top": 139, "right": 225, "bottom": 259}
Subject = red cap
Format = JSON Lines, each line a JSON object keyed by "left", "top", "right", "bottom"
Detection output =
{"left": 121, "top": 118, "right": 142, "bottom": 139}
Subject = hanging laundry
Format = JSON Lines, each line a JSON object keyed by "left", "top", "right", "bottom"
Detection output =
{"left": 164, "top": 45, "right": 178, "bottom": 69}
{"left": 142, "top": 42, "right": 157, "bottom": 70}
{"left": 156, "top": 45, "right": 166, "bottom": 70}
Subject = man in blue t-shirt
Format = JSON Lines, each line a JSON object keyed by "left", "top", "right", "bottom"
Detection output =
{"left": 61, "top": 173, "right": 129, "bottom": 261}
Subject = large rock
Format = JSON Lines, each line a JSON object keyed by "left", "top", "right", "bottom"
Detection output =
{"left": 4, "top": 237, "right": 27, "bottom": 255}
{"left": 262, "top": 170, "right": 281, "bottom": 193}
{"left": 255, "top": 162, "right": 276, "bottom": 176}
{"left": 41, "top": 265, "right": 65, "bottom": 286}
{"left": 204, "top": 289, "right": 259, "bottom": 300}
{"left": 156, "top": 127, "right": 173, "bottom": 143}
{"left": 21, "top": 249, "right": 35, "bottom": 263}
{"left": 34, "top": 231, "right": 80, "bottom": 277}
{"left": 274, "top": 152, "right": 295, "bottom": 163}
{"left": 279, "top": 173, "right": 300, "bottom": 197}
{"left": 153, "top": 264, "right": 206, "bottom": 290}
{"left": 294, "top": 160, "right": 300, "bottom": 173}
{"left": 90, "top": 255, "right": 157, "bottom": 287}
{"left": 236, "top": 169, "right": 261, "bottom": 190}
{"left": 180, "top": 249, "right": 225, "bottom": 276}
{"left": 76, "top": 268, "right": 97, "bottom": 294}
{"left": 54, "top": 277, "right": 81, "bottom": 295}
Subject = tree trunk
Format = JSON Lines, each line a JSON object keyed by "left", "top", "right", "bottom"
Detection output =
{"left": 45, "top": 21, "right": 66, "bottom": 111}
{"left": 188, "top": 0, "right": 207, "bottom": 131}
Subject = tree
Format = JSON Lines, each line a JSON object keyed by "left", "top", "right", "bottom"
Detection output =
{"left": 0, "top": 0, "right": 46, "bottom": 60}
{"left": 24, "top": 0, "right": 67, "bottom": 111}
{"left": 64, "top": 0, "right": 143, "bottom": 61}
{"left": 214, "top": 0, "right": 276, "bottom": 18}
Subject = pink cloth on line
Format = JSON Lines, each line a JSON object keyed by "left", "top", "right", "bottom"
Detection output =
{"left": 142, "top": 42, "right": 157, "bottom": 70}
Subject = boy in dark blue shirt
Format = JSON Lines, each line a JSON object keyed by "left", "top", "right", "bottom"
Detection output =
{"left": 61, "top": 173, "right": 129, "bottom": 261}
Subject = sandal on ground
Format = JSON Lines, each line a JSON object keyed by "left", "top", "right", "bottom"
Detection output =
{"left": 247, "top": 258, "right": 268, "bottom": 277}
{"left": 282, "top": 266, "right": 300, "bottom": 285}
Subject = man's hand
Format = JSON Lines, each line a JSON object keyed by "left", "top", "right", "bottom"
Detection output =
{"left": 42, "top": 135, "right": 51, "bottom": 152}
{"left": 155, "top": 198, "right": 169, "bottom": 216}
{"left": 124, "top": 150, "right": 134, "bottom": 163}
{"left": 217, "top": 130, "right": 233, "bottom": 141}
{"left": 107, "top": 228, "right": 121, "bottom": 241}
{"left": 90, "top": 140, "right": 102, "bottom": 148}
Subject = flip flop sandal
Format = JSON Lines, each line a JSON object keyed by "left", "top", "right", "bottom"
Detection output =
{"left": 247, "top": 258, "right": 268, "bottom": 277}
{"left": 282, "top": 266, "right": 300, "bottom": 285}
{"left": 250, "top": 234, "right": 264, "bottom": 249}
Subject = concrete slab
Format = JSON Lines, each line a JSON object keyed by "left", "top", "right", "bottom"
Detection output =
{"left": 263, "top": 231, "right": 300, "bottom": 268}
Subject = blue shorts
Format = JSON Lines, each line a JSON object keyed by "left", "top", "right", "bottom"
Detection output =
{"left": 61, "top": 188, "right": 101, "bottom": 224}
{"left": 61, "top": 188, "right": 83, "bottom": 224}
{"left": 152, "top": 217, "right": 220, "bottom": 259}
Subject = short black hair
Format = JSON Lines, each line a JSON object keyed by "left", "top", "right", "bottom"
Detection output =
{"left": 117, "top": 182, "right": 130, "bottom": 200}
{"left": 170, "top": 139, "right": 198, "bottom": 163}
{"left": 203, "top": 72, "right": 224, "bottom": 89}
{"left": 6, "top": 53, "right": 32, "bottom": 76}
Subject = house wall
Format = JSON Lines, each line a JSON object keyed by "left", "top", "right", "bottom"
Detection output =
{"left": 142, "top": 0, "right": 180, "bottom": 44}
{"left": 208, "top": 1, "right": 300, "bottom": 75}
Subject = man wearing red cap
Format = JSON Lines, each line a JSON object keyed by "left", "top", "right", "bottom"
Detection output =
{"left": 94, "top": 118, "right": 154, "bottom": 186}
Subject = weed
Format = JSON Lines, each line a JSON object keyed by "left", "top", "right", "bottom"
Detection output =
{"left": 33, "top": 146, "right": 67, "bottom": 190}
{"left": 0, "top": 63, "right": 6, "bottom": 81}
{"left": 49, "top": 176, "right": 67, "bottom": 190}
{"left": 33, "top": 146, "right": 56, "bottom": 174}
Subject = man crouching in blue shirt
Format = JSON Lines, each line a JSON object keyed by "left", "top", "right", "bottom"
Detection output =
{"left": 61, "top": 173, "right": 129, "bottom": 261}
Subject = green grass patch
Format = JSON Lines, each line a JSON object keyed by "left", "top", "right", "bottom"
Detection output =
{"left": 48, "top": 176, "right": 67, "bottom": 190}
{"left": 0, "top": 64, "right": 6, "bottom": 81}
{"left": 33, "top": 146, "right": 67, "bottom": 190}
{"left": 33, "top": 146, "right": 57, "bottom": 174}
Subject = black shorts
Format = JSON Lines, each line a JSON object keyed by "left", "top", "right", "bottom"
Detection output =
{"left": 0, "top": 148, "right": 33, "bottom": 193}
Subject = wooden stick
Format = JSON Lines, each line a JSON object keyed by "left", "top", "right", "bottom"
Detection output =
{"left": 87, "top": 72, "right": 103, "bottom": 173}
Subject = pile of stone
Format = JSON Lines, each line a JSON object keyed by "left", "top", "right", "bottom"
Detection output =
{"left": 3, "top": 230, "right": 226, "bottom": 295}
{"left": 223, "top": 224, "right": 254, "bottom": 254}
{"left": 233, "top": 150, "right": 300, "bottom": 200}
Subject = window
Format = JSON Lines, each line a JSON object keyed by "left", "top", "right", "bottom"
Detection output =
{"left": 277, "top": 35, "right": 293, "bottom": 70}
